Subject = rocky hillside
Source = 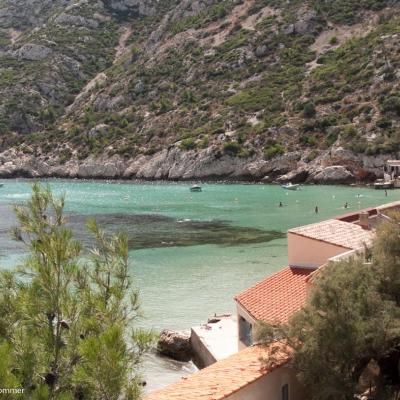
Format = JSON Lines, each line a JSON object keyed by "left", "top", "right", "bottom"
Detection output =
{"left": 0, "top": 0, "right": 400, "bottom": 182}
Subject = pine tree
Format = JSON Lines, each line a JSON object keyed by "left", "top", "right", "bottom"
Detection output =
{"left": 0, "top": 183, "right": 154, "bottom": 399}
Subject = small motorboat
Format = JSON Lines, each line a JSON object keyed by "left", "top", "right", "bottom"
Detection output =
{"left": 281, "top": 183, "right": 300, "bottom": 190}
{"left": 373, "top": 179, "right": 393, "bottom": 190}
{"left": 190, "top": 185, "right": 202, "bottom": 192}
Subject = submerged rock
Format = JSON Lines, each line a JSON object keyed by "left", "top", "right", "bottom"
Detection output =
{"left": 157, "top": 329, "right": 192, "bottom": 362}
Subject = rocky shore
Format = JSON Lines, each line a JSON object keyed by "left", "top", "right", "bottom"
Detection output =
{"left": 0, "top": 146, "right": 392, "bottom": 184}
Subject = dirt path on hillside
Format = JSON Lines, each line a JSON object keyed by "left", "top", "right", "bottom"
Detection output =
{"left": 114, "top": 25, "right": 132, "bottom": 64}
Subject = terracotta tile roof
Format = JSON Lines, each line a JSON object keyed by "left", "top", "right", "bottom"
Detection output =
{"left": 288, "top": 219, "right": 374, "bottom": 249}
{"left": 144, "top": 343, "right": 289, "bottom": 400}
{"left": 235, "top": 267, "right": 312, "bottom": 324}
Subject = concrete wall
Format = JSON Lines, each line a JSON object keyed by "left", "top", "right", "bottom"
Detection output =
{"left": 288, "top": 233, "right": 349, "bottom": 269}
{"left": 236, "top": 303, "right": 257, "bottom": 350}
{"left": 227, "top": 365, "right": 306, "bottom": 400}
{"left": 190, "top": 328, "right": 217, "bottom": 369}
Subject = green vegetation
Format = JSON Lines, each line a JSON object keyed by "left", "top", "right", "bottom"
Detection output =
{"left": 381, "top": 95, "right": 400, "bottom": 116}
{"left": 170, "top": 2, "right": 233, "bottom": 34}
{"left": 0, "top": 184, "right": 154, "bottom": 399}
{"left": 264, "top": 142, "right": 284, "bottom": 159}
{"left": 0, "top": 0, "right": 399, "bottom": 166}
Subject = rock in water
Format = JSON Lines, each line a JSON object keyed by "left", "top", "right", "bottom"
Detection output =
{"left": 157, "top": 329, "right": 192, "bottom": 362}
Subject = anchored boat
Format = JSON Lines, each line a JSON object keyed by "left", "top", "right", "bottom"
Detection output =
{"left": 281, "top": 183, "right": 300, "bottom": 191}
{"left": 190, "top": 185, "right": 202, "bottom": 192}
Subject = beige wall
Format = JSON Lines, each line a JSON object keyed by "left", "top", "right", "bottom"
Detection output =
{"left": 236, "top": 303, "right": 257, "bottom": 350}
{"left": 227, "top": 365, "right": 306, "bottom": 400}
{"left": 288, "top": 233, "right": 349, "bottom": 269}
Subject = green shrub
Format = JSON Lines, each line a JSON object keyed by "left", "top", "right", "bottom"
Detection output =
{"left": 305, "top": 149, "right": 319, "bottom": 162}
{"left": 180, "top": 138, "right": 196, "bottom": 150}
{"left": 264, "top": 143, "right": 284, "bottom": 160}
{"left": 376, "top": 117, "right": 392, "bottom": 129}
{"left": 381, "top": 96, "right": 400, "bottom": 116}
{"left": 223, "top": 141, "right": 241, "bottom": 156}
{"left": 329, "top": 36, "right": 338, "bottom": 45}
{"left": 342, "top": 124, "right": 358, "bottom": 138}
{"left": 300, "top": 135, "right": 317, "bottom": 147}
{"left": 170, "top": 3, "right": 229, "bottom": 34}
{"left": 144, "top": 146, "right": 159, "bottom": 155}
{"left": 302, "top": 102, "right": 316, "bottom": 118}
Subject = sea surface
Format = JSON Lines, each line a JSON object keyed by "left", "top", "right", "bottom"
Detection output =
{"left": 0, "top": 179, "right": 398, "bottom": 391}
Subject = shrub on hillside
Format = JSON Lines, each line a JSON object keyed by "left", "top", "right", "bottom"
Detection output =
{"left": 381, "top": 95, "right": 400, "bottom": 116}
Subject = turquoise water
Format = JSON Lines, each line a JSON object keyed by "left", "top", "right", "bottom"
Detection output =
{"left": 0, "top": 179, "right": 398, "bottom": 389}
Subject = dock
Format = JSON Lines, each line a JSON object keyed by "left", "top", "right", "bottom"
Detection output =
{"left": 190, "top": 315, "right": 238, "bottom": 369}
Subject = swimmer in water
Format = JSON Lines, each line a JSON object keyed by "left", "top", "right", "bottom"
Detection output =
{"left": 315, "top": 205, "right": 319, "bottom": 214}
{"left": 344, "top": 202, "right": 348, "bottom": 209}
{"left": 279, "top": 201, "right": 283, "bottom": 207}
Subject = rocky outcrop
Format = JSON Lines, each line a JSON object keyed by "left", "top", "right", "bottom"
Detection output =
{"left": 54, "top": 13, "right": 99, "bottom": 28}
{"left": 14, "top": 43, "right": 53, "bottom": 61}
{"left": 157, "top": 329, "right": 192, "bottom": 362}
{"left": 104, "top": 0, "right": 157, "bottom": 17}
{"left": 276, "top": 168, "right": 309, "bottom": 183}
{"left": 307, "top": 166, "right": 355, "bottom": 184}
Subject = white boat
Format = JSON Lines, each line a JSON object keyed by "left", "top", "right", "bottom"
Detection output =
{"left": 281, "top": 183, "right": 300, "bottom": 190}
{"left": 373, "top": 179, "right": 393, "bottom": 190}
{"left": 190, "top": 185, "right": 202, "bottom": 192}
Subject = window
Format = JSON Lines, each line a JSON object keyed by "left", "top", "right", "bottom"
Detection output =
{"left": 238, "top": 316, "right": 252, "bottom": 346}
{"left": 282, "top": 384, "right": 289, "bottom": 400}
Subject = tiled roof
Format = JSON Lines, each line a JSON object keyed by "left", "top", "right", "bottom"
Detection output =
{"left": 235, "top": 267, "right": 312, "bottom": 324}
{"left": 144, "top": 343, "right": 289, "bottom": 400}
{"left": 288, "top": 219, "right": 374, "bottom": 249}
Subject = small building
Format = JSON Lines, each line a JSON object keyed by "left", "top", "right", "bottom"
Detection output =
{"left": 145, "top": 343, "right": 305, "bottom": 400}
{"left": 235, "top": 267, "right": 312, "bottom": 349}
{"left": 287, "top": 218, "right": 374, "bottom": 269}
{"left": 235, "top": 213, "right": 376, "bottom": 349}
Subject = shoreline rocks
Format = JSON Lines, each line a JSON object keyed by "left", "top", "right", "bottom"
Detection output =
{"left": 157, "top": 329, "right": 193, "bottom": 362}
{"left": 0, "top": 146, "right": 390, "bottom": 184}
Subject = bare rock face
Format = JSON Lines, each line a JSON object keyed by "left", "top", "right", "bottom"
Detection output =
{"left": 14, "top": 43, "right": 53, "bottom": 61}
{"left": 104, "top": 0, "right": 157, "bottom": 17}
{"left": 157, "top": 329, "right": 192, "bottom": 362}
{"left": 54, "top": 13, "right": 99, "bottom": 28}
{"left": 276, "top": 168, "right": 309, "bottom": 183}
{"left": 307, "top": 165, "right": 355, "bottom": 184}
